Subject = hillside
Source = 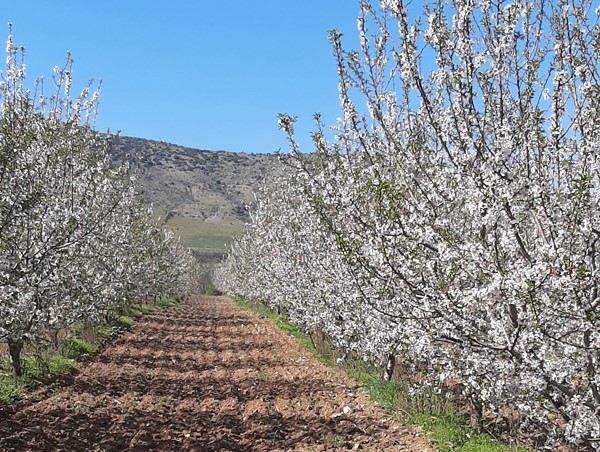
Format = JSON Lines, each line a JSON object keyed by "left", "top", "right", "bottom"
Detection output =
{"left": 110, "top": 135, "right": 282, "bottom": 227}
{"left": 110, "top": 136, "right": 283, "bottom": 287}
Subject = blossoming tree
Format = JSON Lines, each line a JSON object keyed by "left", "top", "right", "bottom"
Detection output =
{"left": 0, "top": 29, "right": 201, "bottom": 377}
{"left": 216, "top": 0, "right": 600, "bottom": 446}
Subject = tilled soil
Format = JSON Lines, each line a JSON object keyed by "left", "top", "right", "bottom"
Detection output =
{"left": 0, "top": 295, "right": 434, "bottom": 451}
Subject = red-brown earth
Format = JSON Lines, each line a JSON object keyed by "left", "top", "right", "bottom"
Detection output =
{"left": 0, "top": 295, "right": 434, "bottom": 451}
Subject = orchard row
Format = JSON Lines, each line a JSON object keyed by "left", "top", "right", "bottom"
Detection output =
{"left": 0, "top": 31, "right": 200, "bottom": 377}
{"left": 216, "top": 0, "right": 600, "bottom": 448}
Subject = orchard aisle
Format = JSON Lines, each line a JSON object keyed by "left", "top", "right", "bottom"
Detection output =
{"left": 0, "top": 296, "right": 433, "bottom": 451}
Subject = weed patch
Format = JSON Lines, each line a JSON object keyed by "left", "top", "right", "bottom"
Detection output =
{"left": 114, "top": 315, "right": 134, "bottom": 330}
{"left": 63, "top": 338, "right": 97, "bottom": 359}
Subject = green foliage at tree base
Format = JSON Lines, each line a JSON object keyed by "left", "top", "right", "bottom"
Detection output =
{"left": 62, "top": 338, "right": 97, "bottom": 360}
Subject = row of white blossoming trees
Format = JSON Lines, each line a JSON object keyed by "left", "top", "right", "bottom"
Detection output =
{"left": 0, "top": 30, "right": 201, "bottom": 377}
{"left": 215, "top": 0, "right": 600, "bottom": 447}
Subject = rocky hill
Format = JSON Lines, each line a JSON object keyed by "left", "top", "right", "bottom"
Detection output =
{"left": 109, "top": 136, "right": 284, "bottom": 289}
{"left": 110, "top": 135, "right": 283, "bottom": 226}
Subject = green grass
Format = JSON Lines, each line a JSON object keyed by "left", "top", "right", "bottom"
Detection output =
{"left": 97, "top": 325, "right": 115, "bottom": 341}
{"left": 94, "top": 300, "right": 174, "bottom": 342}
{"left": 0, "top": 373, "right": 26, "bottom": 405}
{"left": 0, "top": 352, "right": 77, "bottom": 405}
{"left": 63, "top": 338, "right": 97, "bottom": 359}
{"left": 139, "top": 303, "right": 159, "bottom": 313}
{"left": 234, "top": 297, "right": 526, "bottom": 452}
{"left": 47, "top": 355, "right": 77, "bottom": 375}
{"left": 183, "top": 235, "right": 234, "bottom": 251}
{"left": 114, "top": 315, "right": 134, "bottom": 329}
{"left": 122, "top": 301, "right": 161, "bottom": 320}
{"left": 412, "top": 411, "right": 527, "bottom": 452}
{"left": 205, "top": 284, "right": 222, "bottom": 296}
{"left": 164, "top": 216, "right": 243, "bottom": 252}
{"left": 156, "top": 295, "right": 183, "bottom": 308}
{"left": 129, "top": 306, "right": 144, "bottom": 319}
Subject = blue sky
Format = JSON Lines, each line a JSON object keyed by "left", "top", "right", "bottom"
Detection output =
{"left": 1, "top": 1, "right": 362, "bottom": 154}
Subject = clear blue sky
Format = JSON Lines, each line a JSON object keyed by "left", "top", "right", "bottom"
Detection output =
{"left": 1, "top": 1, "right": 362, "bottom": 154}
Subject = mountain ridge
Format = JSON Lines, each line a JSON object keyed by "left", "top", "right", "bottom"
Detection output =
{"left": 109, "top": 135, "right": 284, "bottom": 288}
{"left": 110, "top": 135, "right": 283, "bottom": 226}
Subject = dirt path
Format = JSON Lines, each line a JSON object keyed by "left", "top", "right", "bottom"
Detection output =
{"left": 0, "top": 295, "right": 434, "bottom": 451}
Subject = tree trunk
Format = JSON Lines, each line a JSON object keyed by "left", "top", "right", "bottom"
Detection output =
{"left": 7, "top": 339, "right": 24, "bottom": 377}
{"left": 383, "top": 354, "right": 395, "bottom": 381}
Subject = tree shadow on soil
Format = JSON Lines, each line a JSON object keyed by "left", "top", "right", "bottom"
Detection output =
{"left": 0, "top": 296, "right": 419, "bottom": 451}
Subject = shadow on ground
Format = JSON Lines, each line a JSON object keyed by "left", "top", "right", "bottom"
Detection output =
{"left": 0, "top": 296, "right": 432, "bottom": 451}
